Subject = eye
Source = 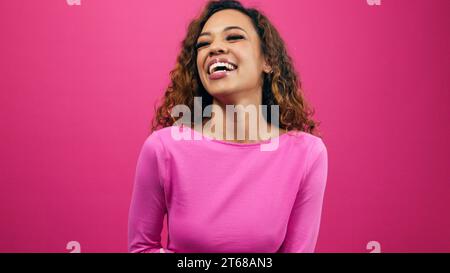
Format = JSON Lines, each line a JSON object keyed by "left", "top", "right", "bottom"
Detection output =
{"left": 227, "top": 34, "right": 244, "bottom": 41}
{"left": 195, "top": 41, "right": 210, "bottom": 50}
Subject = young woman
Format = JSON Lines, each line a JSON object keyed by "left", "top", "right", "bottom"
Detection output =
{"left": 128, "top": 0, "right": 328, "bottom": 253}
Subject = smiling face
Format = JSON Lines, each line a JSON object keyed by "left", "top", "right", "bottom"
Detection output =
{"left": 196, "top": 9, "right": 271, "bottom": 101}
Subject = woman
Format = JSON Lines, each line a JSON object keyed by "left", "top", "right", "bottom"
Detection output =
{"left": 128, "top": 0, "right": 328, "bottom": 253}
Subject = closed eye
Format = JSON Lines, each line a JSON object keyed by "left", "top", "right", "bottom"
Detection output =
{"left": 195, "top": 41, "right": 210, "bottom": 50}
{"left": 195, "top": 35, "right": 244, "bottom": 50}
{"left": 227, "top": 34, "right": 244, "bottom": 41}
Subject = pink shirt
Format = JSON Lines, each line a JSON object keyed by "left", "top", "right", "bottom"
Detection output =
{"left": 128, "top": 125, "right": 328, "bottom": 253}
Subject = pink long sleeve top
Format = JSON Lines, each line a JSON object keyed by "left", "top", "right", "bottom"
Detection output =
{"left": 128, "top": 124, "right": 328, "bottom": 253}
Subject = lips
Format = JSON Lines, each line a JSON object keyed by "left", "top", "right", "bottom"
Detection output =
{"left": 206, "top": 58, "right": 238, "bottom": 75}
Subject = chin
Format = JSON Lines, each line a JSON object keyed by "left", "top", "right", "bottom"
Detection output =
{"left": 207, "top": 86, "right": 241, "bottom": 98}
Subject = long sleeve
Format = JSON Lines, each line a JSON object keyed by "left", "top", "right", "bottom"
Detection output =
{"left": 277, "top": 139, "right": 328, "bottom": 253}
{"left": 128, "top": 133, "right": 173, "bottom": 253}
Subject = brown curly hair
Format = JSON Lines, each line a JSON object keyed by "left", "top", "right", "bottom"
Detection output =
{"left": 150, "top": 0, "right": 321, "bottom": 137}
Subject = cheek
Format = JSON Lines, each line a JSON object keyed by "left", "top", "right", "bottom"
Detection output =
{"left": 235, "top": 47, "right": 263, "bottom": 73}
{"left": 196, "top": 58, "right": 202, "bottom": 75}
{"left": 196, "top": 56, "right": 206, "bottom": 81}
{"left": 196, "top": 51, "right": 206, "bottom": 72}
{"left": 239, "top": 58, "right": 261, "bottom": 80}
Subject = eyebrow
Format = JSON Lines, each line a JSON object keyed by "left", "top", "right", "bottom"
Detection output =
{"left": 198, "top": 26, "right": 248, "bottom": 38}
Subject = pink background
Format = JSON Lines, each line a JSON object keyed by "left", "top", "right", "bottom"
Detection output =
{"left": 0, "top": 0, "right": 449, "bottom": 253}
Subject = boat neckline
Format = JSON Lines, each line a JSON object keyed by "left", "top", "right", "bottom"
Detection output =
{"left": 178, "top": 124, "right": 298, "bottom": 147}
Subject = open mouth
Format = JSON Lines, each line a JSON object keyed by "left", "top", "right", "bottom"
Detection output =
{"left": 207, "top": 61, "right": 238, "bottom": 75}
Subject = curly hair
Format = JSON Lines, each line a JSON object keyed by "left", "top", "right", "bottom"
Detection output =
{"left": 150, "top": 0, "right": 321, "bottom": 137}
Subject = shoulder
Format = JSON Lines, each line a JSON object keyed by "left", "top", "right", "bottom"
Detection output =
{"left": 141, "top": 125, "right": 184, "bottom": 153}
{"left": 305, "top": 132, "right": 326, "bottom": 154}
{"left": 302, "top": 133, "right": 327, "bottom": 174}
{"left": 146, "top": 126, "right": 182, "bottom": 146}
{"left": 140, "top": 127, "right": 170, "bottom": 155}
{"left": 144, "top": 126, "right": 176, "bottom": 141}
{"left": 288, "top": 130, "right": 326, "bottom": 150}
{"left": 289, "top": 130, "right": 327, "bottom": 163}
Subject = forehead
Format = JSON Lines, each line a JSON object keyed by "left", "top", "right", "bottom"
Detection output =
{"left": 201, "top": 9, "right": 255, "bottom": 34}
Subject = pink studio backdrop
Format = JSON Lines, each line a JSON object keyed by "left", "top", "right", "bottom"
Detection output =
{"left": 0, "top": 0, "right": 449, "bottom": 253}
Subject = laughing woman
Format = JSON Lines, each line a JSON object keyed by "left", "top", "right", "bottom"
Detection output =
{"left": 128, "top": 0, "right": 328, "bottom": 253}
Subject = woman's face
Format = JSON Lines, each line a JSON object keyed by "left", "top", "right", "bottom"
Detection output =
{"left": 196, "top": 9, "right": 270, "bottom": 101}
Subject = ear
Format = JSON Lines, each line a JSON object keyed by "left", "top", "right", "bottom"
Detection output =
{"left": 263, "top": 60, "right": 273, "bottom": 74}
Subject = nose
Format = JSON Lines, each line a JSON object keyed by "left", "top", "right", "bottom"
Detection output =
{"left": 208, "top": 40, "right": 228, "bottom": 56}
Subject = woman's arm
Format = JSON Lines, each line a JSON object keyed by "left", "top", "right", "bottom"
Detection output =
{"left": 277, "top": 139, "right": 328, "bottom": 253}
{"left": 128, "top": 133, "right": 173, "bottom": 253}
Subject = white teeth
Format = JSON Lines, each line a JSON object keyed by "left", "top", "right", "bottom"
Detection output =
{"left": 208, "top": 62, "right": 236, "bottom": 74}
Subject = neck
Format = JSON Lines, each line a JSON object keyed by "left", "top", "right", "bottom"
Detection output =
{"left": 200, "top": 94, "right": 282, "bottom": 143}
